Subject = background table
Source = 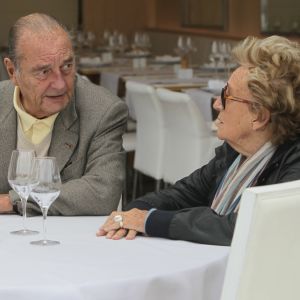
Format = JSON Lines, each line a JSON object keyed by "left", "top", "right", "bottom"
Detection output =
{"left": 0, "top": 215, "right": 229, "bottom": 300}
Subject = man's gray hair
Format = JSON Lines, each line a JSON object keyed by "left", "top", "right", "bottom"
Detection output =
{"left": 8, "top": 13, "right": 72, "bottom": 67}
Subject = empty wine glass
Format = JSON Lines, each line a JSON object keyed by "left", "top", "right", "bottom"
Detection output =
{"left": 30, "top": 157, "right": 61, "bottom": 246}
{"left": 186, "top": 37, "right": 197, "bottom": 53}
{"left": 132, "top": 32, "right": 142, "bottom": 49}
{"left": 8, "top": 149, "right": 38, "bottom": 235}
{"left": 220, "top": 42, "right": 232, "bottom": 77}
{"left": 117, "top": 33, "right": 128, "bottom": 53}
{"left": 209, "top": 41, "right": 222, "bottom": 77}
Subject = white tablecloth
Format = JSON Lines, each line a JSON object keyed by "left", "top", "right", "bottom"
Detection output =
{"left": 0, "top": 216, "right": 229, "bottom": 300}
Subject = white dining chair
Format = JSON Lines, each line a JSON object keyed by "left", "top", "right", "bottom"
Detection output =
{"left": 100, "top": 71, "right": 120, "bottom": 95}
{"left": 122, "top": 131, "right": 136, "bottom": 206}
{"left": 125, "top": 81, "right": 165, "bottom": 200}
{"left": 221, "top": 180, "right": 300, "bottom": 300}
{"left": 156, "top": 88, "right": 221, "bottom": 184}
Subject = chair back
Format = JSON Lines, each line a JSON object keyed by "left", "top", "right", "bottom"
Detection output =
{"left": 100, "top": 71, "right": 120, "bottom": 95}
{"left": 221, "top": 180, "right": 300, "bottom": 300}
{"left": 156, "top": 88, "right": 221, "bottom": 183}
{"left": 126, "top": 81, "right": 164, "bottom": 179}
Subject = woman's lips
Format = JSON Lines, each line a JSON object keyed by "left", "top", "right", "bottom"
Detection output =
{"left": 215, "top": 118, "right": 223, "bottom": 125}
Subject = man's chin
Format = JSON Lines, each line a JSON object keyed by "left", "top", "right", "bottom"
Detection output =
{"left": 44, "top": 96, "right": 70, "bottom": 109}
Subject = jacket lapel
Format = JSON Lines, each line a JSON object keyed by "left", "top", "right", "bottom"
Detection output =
{"left": 47, "top": 92, "right": 79, "bottom": 172}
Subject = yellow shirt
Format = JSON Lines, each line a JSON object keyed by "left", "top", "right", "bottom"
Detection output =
{"left": 13, "top": 86, "right": 58, "bottom": 145}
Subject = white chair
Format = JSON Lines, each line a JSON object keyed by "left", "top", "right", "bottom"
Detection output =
{"left": 221, "top": 180, "right": 300, "bottom": 300}
{"left": 156, "top": 88, "right": 221, "bottom": 184}
{"left": 122, "top": 131, "right": 136, "bottom": 206}
{"left": 126, "top": 81, "right": 165, "bottom": 199}
{"left": 100, "top": 71, "right": 120, "bottom": 95}
{"left": 185, "top": 88, "right": 215, "bottom": 122}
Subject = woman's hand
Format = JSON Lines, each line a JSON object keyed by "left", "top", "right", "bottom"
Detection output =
{"left": 96, "top": 208, "right": 148, "bottom": 240}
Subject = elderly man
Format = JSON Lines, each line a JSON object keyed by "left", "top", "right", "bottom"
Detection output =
{"left": 0, "top": 13, "right": 127, "bottom": 216}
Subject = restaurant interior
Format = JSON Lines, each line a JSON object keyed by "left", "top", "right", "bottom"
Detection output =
{"left": 0, "top": 1, "right": 299, "bottom": 300}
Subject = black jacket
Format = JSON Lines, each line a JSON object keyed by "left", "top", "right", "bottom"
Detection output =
{"left": 126, "top": 138, "right": 300, "bottom": 246}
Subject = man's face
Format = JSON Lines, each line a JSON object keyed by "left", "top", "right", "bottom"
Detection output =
{"left": 6, "top": 28, "right": 75, "bottom": 118}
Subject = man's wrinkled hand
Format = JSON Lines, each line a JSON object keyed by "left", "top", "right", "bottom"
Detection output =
{"left": 0, "top": 194, "right": 13, "bottom": 213}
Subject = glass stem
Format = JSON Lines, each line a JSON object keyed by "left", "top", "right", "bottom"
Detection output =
{"left": 214, "top": 61, "right": 218, "bottom": 78}
{"left": 42, "top": 207, "right": 48, "bottom": 241}
{"left": 20, "top": 197, "right": 27, "bottom": 230}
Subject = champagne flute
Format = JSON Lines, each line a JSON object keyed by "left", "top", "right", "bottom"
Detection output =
{"left": 8, "top": 150, "right": 39, "bottom": 235}
{"left": 30, "top": 157, "right": 61, "bottom": 246}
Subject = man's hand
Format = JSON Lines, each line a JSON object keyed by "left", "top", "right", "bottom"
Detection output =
{"left": 0, "top": 194, "right": 13, "bottom": 213}
{"left": 96, "top": 209, "right": 148, "bottom": 240}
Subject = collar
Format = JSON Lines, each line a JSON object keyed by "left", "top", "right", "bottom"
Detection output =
{"left": 13, "top": 86, "right": 58, "bottom": 132}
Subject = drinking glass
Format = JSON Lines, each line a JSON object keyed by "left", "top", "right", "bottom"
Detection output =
{"left": 30, "top": 157, "right": 61, "bottom": 246}
{"left": 8, "top": 149, "right": 38, "bottom": 235}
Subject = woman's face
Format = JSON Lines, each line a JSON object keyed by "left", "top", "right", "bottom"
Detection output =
{"left": 213, "top": 67, "right": 260, "bottom": 153}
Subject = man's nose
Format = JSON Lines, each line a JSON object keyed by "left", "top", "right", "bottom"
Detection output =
{"left": 50, "top": 71, "right": 67, "bottom": 90}
{"left": 213, "top": 96, "right": 223, "bottom": 112}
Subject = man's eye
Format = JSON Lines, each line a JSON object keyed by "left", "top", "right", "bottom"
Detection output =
{"left": 62, "top": 63, "right": 73, "bottom": 72}
{"left": 38, "top": 69, "right": 50, "bottom": 77}
{"left": 35, "top": 69, "right": 50, "bottom": 79}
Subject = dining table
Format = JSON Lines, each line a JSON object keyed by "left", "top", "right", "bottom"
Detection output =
{"left": 0, "top": 215, "right": 230, "bottom": 300}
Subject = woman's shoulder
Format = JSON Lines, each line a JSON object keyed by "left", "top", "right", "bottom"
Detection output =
{"left": 275, "top": 136, "right": 300, "bottom": 159}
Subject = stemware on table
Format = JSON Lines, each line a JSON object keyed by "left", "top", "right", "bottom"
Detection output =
{"left": 30, "top": 157, "right": 61, "bottom": 246}
{"left": 174, "top": 36, "right": 196, "bottom": 68}
{"left": 7, "top": 149, "right": 38, "bottom": 235}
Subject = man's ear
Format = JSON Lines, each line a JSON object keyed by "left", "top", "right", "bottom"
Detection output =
{"left": 252, "top": 108, "right": 271, "bottom": 131}
{"left": 4, "top": 58, "right": 18, "bottom": 85}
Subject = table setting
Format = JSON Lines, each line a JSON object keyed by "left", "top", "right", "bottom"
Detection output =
{"left": 0, "top": 149, "right": 230, "bottom": 300}
{"left": 7, "top": 150, "right": 62, "bottom": 245}
{"left": 0, "top": 214, "right": 229, "bottom": 300}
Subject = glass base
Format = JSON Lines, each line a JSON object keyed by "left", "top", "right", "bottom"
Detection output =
{"left": 10, "top": 229, "right": 39, "bottom": 235}
{"left": 30, "top": 239, "right": 60, "bottom": 246}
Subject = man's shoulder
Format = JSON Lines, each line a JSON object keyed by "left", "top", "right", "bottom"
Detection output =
{"left": 0, "top": 80, "right": 15, "bottom": 104}
{"left": 274, "top": 135, "right": 300, "bottom": 162}
{"left": 73, "top": 75, "right": 127, "bottom": 122}
{"left": 74, "top": 75, "right": 122, "bottom": 109}
{"left": 0, "top": 79, "right": 14, "bottom": 90}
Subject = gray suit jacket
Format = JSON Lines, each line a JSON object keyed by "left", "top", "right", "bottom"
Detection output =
{"left": 0, "top": 76, "right": 128, "bottom": 215}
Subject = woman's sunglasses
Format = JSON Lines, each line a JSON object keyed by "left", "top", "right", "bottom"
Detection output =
{"left": 221, "top": 84, "right": 259, "bottom": 109}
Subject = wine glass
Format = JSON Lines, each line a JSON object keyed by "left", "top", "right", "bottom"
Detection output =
{"left": 117, "top": 33, "right": 128, "bottom": 54}
{"left": 209, "top": 41, "right": 222, "bottom": 77}
{"left": 8, "top": 150, "right": 39, "bottom": 235}
{"left": 30, "top": 157, "right": 61, "bottom": 246}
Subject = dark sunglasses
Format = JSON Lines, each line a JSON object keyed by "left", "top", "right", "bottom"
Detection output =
{"left": 221, "top": 83, "right": 259, "bottom": 109}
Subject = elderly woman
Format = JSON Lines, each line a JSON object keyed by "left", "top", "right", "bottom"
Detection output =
{"left": 97, "top": 35, "right": 300, "bottom": 245}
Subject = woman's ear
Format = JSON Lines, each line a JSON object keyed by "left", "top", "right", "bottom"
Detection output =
{"left": 251, "top": 107, "right": 271, "bottom": 131}
{"left": 4, "top": 58, "right": 18, "bottom": 85}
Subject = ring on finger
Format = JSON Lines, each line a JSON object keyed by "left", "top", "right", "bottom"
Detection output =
{"left": 113, "top": 214, "right": 124, "bottom": 228}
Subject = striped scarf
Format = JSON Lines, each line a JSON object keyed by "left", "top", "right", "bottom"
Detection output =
{"left": 211, "top": 142, "right": 276, "bottom": 215}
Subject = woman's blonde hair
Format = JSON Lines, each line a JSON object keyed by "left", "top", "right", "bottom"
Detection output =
{"left": 232, "top": 35, "right": 300, "bottom": 145}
